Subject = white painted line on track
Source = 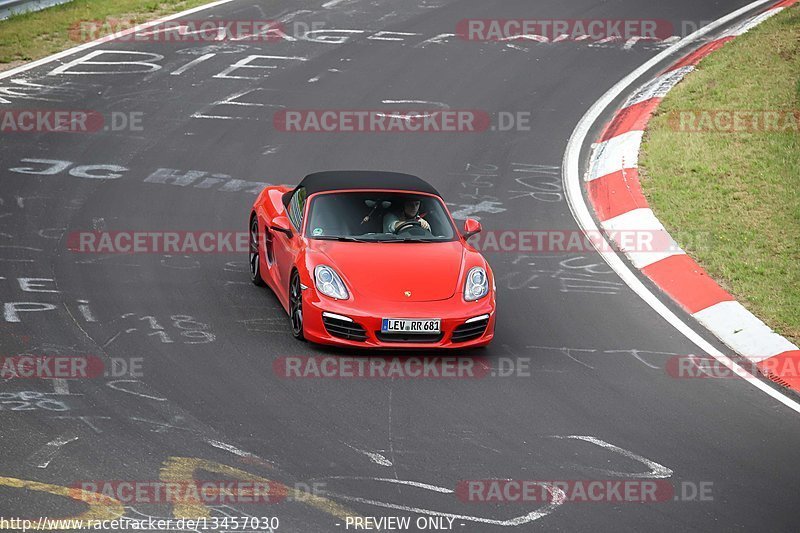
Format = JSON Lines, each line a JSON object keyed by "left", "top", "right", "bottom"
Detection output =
{"left": 556, "top": 436, "right": 673, "bottom": 478}
{"left": 205, "top": 438, "right": 255, "bottom": 458}
{"left": 170, "top": 53, "right": 215, "bottom": 76}
{"left": 106, "top": 379, "right": 167, "bottom": 401}
{"left": 562, "top": 0, "right": 800, "bottom": 415}
{"left": 322, "top": 476, "right": 452, "bottom": 493}
{"left": 322, "top": 0, "right": 350, "bottom": 8}
{"left": 27, "top": 433, "right": 79, "bottom": 469}
{"left": 343, "top": 443, "right": 393, "bottom": 466}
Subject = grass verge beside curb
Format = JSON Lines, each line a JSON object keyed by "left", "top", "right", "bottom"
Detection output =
{"left": 0, "top": 0, "right": 214, "bottom": 71}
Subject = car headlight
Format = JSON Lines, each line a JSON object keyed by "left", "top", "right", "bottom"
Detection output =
{"left": 464, "top": 267, "right": 489, "bottom": 301}
{"left": 314, "top": 265, "right": 349, "bottom": 300}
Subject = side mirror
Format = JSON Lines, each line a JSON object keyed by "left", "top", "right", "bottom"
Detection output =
{"left": 463, "top": 218, "right": 482, "bottom": 239}
{"left": 270, "top": 215, "right": 294, "bottom": 238}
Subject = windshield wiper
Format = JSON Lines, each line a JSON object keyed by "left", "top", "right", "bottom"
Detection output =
{"left": 313, "top": 236, "right": 370, "bottom": 242}
{"left": 380, "top": 237, "right": 443, "bottom": 243}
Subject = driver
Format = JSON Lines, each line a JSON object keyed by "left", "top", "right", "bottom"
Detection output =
{"left": 384, "top": 198, "right": 431, "bottom": 233}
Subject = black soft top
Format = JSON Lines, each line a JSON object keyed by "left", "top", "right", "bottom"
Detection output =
{"left": 297, "top": 171, "right": 441, "bottom": 197}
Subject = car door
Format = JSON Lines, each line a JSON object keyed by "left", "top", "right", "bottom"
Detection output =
{"left": 272, "top": 187, "right": 306, "bottom": 303}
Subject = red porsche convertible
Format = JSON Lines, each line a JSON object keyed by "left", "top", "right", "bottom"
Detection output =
{"left": 249, "top": 171, "right": 495, "bottom": 348}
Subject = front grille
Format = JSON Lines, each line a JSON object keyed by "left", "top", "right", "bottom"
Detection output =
{"left": 375, "top": 332, "right": 444, "bottom": 343}
{"left": 323, "top": 316, "right": 367, "bottom": 341}
{"left": 451, "top": 318, "right": 489, "bottom": 343}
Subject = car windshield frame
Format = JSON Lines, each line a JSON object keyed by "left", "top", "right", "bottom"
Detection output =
{"left": 304, "top": 190, "right": 458, "bottom": 243}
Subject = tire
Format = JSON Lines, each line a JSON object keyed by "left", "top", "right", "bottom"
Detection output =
{"left": 249, "top": 216, "right": 266, "bottom": 287}
{"left": 289, "top": 270, "right": 306, "bottom": 341}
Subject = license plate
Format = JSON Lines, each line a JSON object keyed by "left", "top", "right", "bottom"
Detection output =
{"left": 381, "top": 318, "right": 441, "bottom": 334}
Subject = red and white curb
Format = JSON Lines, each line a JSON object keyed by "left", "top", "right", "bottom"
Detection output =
{"left": 585, "top": 0, "right": 800, "bottom": 392}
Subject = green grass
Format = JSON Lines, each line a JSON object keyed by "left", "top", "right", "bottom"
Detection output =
{"left": 0, "top": 0, "right": 214, "bottom": 68}
{"left": 640, "top": 5, "right": 800, "bottom": 344}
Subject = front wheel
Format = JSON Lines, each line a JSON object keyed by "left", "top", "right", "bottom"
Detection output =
{"left": 289, "top": 271, "right": 305, "bottom": 341}
{"left": 249, "top": 216, "right": 266, "bottom": 287}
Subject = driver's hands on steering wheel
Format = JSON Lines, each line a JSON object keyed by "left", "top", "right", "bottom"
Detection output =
{"left": 393, "top": 218, "right": 430, "bottom": 233}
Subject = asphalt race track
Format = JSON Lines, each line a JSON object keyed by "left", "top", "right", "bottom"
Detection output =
{"left": 1, "top": 0, "right": 799, "bottom": 531}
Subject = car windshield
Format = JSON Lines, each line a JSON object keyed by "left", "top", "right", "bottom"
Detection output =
{"left": 305, "top": 191, "right": 457, "bottom": 242}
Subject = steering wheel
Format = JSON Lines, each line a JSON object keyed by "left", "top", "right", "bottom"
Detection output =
{"left": 394, "top": 219, "right": 423, "bottom": 234}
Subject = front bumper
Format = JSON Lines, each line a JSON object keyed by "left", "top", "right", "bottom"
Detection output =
{"left": 301, "top": 291, "right": 496, "bottom": 349}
